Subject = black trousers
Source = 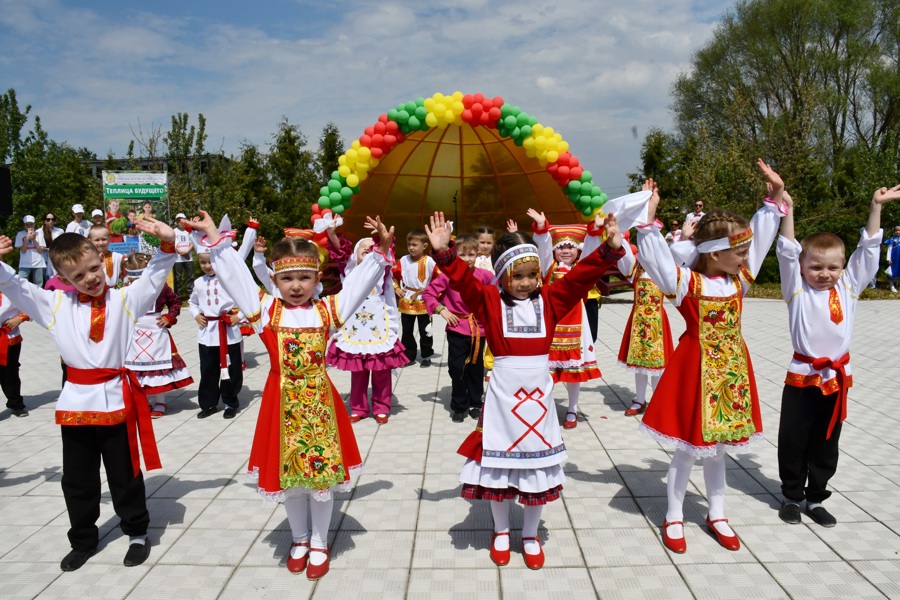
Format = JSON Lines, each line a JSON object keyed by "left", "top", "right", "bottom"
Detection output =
{"left": 778, "top": 385, "right": 842, "bottom": 503}
{"left": 1, "top": 344, "right": 24, "bottom": 410}
{"left": 197, "top": 342, "right": 243, "bottom": 410}
{"left": 61, "top": 423, "right": 149, "bottom": 551}
{"left": 584, "top": 298, "right": 600, "bottom": 342}
{"left": 172, "top": 261, "right": 194, "bottom": 298}
{"left": 447, "top": 330, "right": 485, "bottom": 414}
{"left": 401, "top": 313, "right": 433, "bottom": 361}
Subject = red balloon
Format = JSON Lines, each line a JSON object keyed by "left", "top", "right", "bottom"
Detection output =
{"left": 462, "top": 94, "right": 474, "bottom": 108}
{"left": 372, "top": 133, "right": 384, "bottom": 147}
{"left": 378, "top": 113, "right": 388, "bottom": 123}
{"left": 557, "top": 152, "right": 571, "bottom": 166}
{"left": 557, "top": 165, "right": 570, "bottom": 180}
{"left": 492, "top": 96, "right": 504, "bottom": 107}
{"left": 364, "top": 126, "right": 375, "bottom": 137}
{"left": 360, "top": 134, "right": 372, "bottom": 147}
{"left": 473, "top": 93, "right": 485, "bottom": 104}
{"left": 570, "top": 166, "right": 583, "bottom": 181}
{"left": 479, "top": 112, "right": 491, "bottom": 126}
{"left": 570, "top": 156, "right": 580, "bottom": 168}
{"left": 488, "top": 106, "right": 501, "bottom": 121}
{"left": 547, "top": 162, "right": 559, "bottom": 175}
{"left": 385, "top": 120, "right": 399, "bottom": 134}
{"left": 311, "top": 203, "right": 320, "bottom": 214}
{"left": 374, "top": 122, "right": 386, "bottom": 135}
{"left": 322, "top": 208, "right": 332, "bottom": 216}
{"left": 462, "top": 109, "right": 473, "bottom": 123}
{"left": 370, "top": 147, "right": 383, "bottom": 159}
{"left": 482, "top": 98, "right": 493, "bottom": 110}
{"left": 471, "top": 103, "right": 483, "bottom": 117}
{"left": 397, "top": 132, "right": 406, "bottom": 143}
{"left": 383, "top": 134, "right": 398, "bottom": 147}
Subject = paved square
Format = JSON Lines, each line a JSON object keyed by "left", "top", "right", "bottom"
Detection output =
{"left": 1, "top": 296, "right": 897, "bottom": 598}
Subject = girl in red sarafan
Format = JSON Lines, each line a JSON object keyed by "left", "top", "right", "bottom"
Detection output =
{"left": 634, "top": 160, "right": 787, "bottom": 555}
{"left": 425, "top": 210, "right": 625, "bottom": 570}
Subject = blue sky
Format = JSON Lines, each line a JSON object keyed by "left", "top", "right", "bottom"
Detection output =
{"left": 1, "top": 0, "right": 734, "bottom": 197}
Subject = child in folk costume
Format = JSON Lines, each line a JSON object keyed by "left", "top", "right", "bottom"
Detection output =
{"left": 189, "top": 211, "right": 396, "bottom": 580}
{"left": 425, "top": 211, "right": 626, "bottom": 570}
{"left": 88, "top": 225, "right": 126, "bottom": 287}
{"left": 394, "top": 228, "right": 437, "bottom": 366}
{"left": 122, "top": 254, "right": 193, "bottom": 419}
{"left": 188, "top": 227, "right": 243, "bottom": 420}
{"left": 326, "top": 221, "right": 409, "bottom": 424}
{"left": 527, "top": 209, "right": 602, "bottom": 429}
{"left": 0, "top": 291, "right": 31, "bottom": 417}
{"left": 0, "top": 220, "right": 176, "bottom": 571}
{"left": 776, "top": 185, "right": 900, "bottom": 526}
{"left": 474, "top": 225, "right": 496, "bottom": 273}
{"left": 886, "top": 223, "right": 900, "bottom": 292}
{"left": 635, "top": 160, "right": 786, "bottom": 554}
{"left": 423, "top": 233, "right": 492, "bottom": 423}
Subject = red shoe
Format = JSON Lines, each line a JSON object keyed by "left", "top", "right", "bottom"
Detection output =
{"left": 349, "top": 414, "right": 363, "bottom": 423}
{"left": 521, "top": 536, "right": 545, "bottom": 570}
{"left": 562, "top": 411, "right": 578, "bottom": 429}
{"left": 489, "top": 532, "right": 510, "bottom": 566}
{"left": 286, "top": 541, "right": 309, "bottom": 573}
{"left": 706, "top": 516, "right": 740, "bottom": 551}
{"left": 624, "top": 403, "right": 646, "bottom": 416}
{"left": 374, "top": 414, "right": 389, "bottom": 424}
{"left": 305, "top": 547, "right": 330, "bottom": 580}
{"left": 662, "top": 520, "right": 686, "bottom": 554}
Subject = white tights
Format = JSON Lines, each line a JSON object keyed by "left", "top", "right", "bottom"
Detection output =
{"left": 283, "top": 493, "right": 333, "bottom": 564}
{"left": 633, "top": 373, "right": 659, "bottom": 407}
{"left": 664, "top": 445, "right": 733, "bottom": 538}
{"left": 490, "top": 499, "right": 543, "bottom": 555}
{"left": 565, "top": 382, "right": 580, "bottom": 421}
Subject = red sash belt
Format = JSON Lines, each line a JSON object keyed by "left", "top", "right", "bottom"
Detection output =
{"left": 792, "top": 351, "right": 850, "bottom": 440}
{"left": 206, "top": 314, "right": 230, "bottom": 370}
{"left": 66, "top": 366, "right": 162, "bottom": 476}
{"left": 0, "top": 327, "right": 9, "bottom": 366}
{"left": 452, "top": 312, "right": 482, "bottom": 365}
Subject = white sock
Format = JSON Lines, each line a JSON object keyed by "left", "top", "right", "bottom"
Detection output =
{"left": 283, "top": 493, "right": 310, "bottom": 558}
{"left": 635, "top": 373, "right": 649, "bottom": 405}
{"left": 309, "top": 497, "right": 333, "bottom": 566}
{"left": 565, "top": 382, "right": 579, "bottom": 421}
{"left": 807, "top": 501, "right": 823, "bottom": 510}
{"left": 151, "top": 393, "right": 166, "bottom": 407}
{"left": 665, "top": 449, "right": 695, "bottom": 538}
{"left": 703, "top": 445, "right": 734, "bottom": 536}
{"left": 649, "top": 374, "right": 660, "bottom": 394}
{"left": 522, "top": 505, "right": 543, "bottom": 555}
{"left": 490, "top": 500, "right": 511, "bottom": 551}
{"left": 128, "top": 535, "right": 147, "bottom": 545}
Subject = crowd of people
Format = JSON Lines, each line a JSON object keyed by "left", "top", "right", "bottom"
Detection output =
{"left": 1, "top": 166, "right": 899, "bottom": 580}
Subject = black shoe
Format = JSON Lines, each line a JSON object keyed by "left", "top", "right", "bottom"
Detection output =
{"left": 123, "top": 541, "right": 151, "bottom": 567}
{"left": 778, "top": 501, "right": 802, "bottom": 524}
{"left": 468, "top": 407, "right": 481, "bottom": 419}
{"left": 10, "top": 407, "right": 28, "bottom": 417}
{"left": 223, "top": 407, "right": 237, "bottom": 419}
{"left": 197, "top": 407, "right": 217, "bottom": 419}
{"left": 805, "top": 504, "right": 837, "bottom": 528}
{"left": 420, "top": 359, "right": 432, "bottom": 368}
{"left": 60, "top": 547, "right": 95, "bottom": 572}
{"left": 452, "top": 412, "right": 466, "bottom": 423}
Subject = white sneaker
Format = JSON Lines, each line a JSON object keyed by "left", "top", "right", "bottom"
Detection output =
{"left": 892, "top": 286, "right": 898, "bottom": 293}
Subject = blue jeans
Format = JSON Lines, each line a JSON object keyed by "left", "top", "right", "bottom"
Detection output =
{"left": 18, "top": 267, "right": 44, "bottom": 288}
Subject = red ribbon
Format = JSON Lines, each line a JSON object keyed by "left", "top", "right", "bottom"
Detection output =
{"left": 0, "top": 326, "right": 9, "bottom": 367}
{"left": 207, "top": 314, "right": 230, "bottom": 370}
{"left": 792, "top": 351, "right": 850, "bottom": 440}
{"left": 66, "top": 366, "right": 162, "bottom": 476}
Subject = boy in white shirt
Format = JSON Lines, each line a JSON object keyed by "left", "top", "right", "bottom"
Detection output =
{"left": 65, "top": 204, "right": 92, "bottom": 236}
{"left": 172, "top": 213, "right": 194, "bottom": 298}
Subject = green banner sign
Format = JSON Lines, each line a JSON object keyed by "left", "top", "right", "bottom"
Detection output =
{"left": 102, "top": 171, "right": 167, "bottom": 200}
{"left": 103, "top": 184, "right": 167, "bottom": 198}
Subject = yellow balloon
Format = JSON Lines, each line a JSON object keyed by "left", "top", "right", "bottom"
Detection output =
{"left": 532, "top": 123, "right": 544, "bottom": 136}
{"left": 369, "top": 157, "right": 379, "bottom": 169}
{"left": 338, "top": 165, "right": 351, "bottom": 177}
{"left": 338, "top": 155, "right": 347, "bottom": 166}
{"left": 425, "top": 113, "right": 439, "bottom": 127}
{"left": 543, "top": 127, "right": 554, "bottom": 137}
{"left": 356, "top": 161, "right": 369, "bottom": 172}
{"left": 356, "top": 170, "right": 368, "bottom": 182}
{"left": 346, "top": 149, "right": 358, "bottom": 163}
{"left": 534, "top": 136, "right": 547, "bottom": 150}
{"left": 443, "top": 109, "right": 455, "bottom": 122}
{"left": 346, "top": 174, "right": 360, "bottom": 187}
{"left": 451, "top": 91, "right": 463, "bottom": 101}
{"left": 358, "top": 146, "right": 371, "bottom": 160}
{"left": 559, "top": 141, "right": 570, "bottom": 153}
{"left": 546, "top": 150, "right": 559, "bottom": 163}
{"left": 452, "top": 101, "right": 464, "bottom": 114}
{"left": 351, "top": 140, "right": 360, "bottom": 150}
{"left": 424, "top": 98, "right": 435, "bottom": 110}
{"left": 523, "top": 138, "right": 535, "bottom": 149}
{"left": 554, "top": 133, "right": 563, "bottom": 142}
{"left": 525, "top": 147, "right": 537, "bottom": 158}
{"left": 546, "top": 138, "right": 558, "bottom": 151}
{"left": 434, "top": 103, "right": 446, "bottom": 115}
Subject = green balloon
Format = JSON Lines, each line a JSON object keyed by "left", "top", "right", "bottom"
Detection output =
{"left": 528, "top": 116, "right": 538, "bottom": 126}
{"left": 590, "top": 197, "right": 602, "bottom": 208}
{"left": 498, "top": 126, "right": 509, "bottom": 138}
{"left": 319, "top": 197, "right": 331, "bottom": 209}
{"left": 579, "top": 195, "right": 592, "bottom": 207}
{"left": 387, "top": 109, "right": 399, "bottom": 121}
{"left": 504, "top": 115, "right": 517, "bottom": 129}
{"left": 408, "top": 116, "right": 421, "bottom": 129}
{"left": 405, "top": 101, "right": 417, "bottom": 113}
{"left": 514, "top": 137, "right": 524, "bottom": 147}
{"left": 591, "top": 185, "right": 602, "bottom": 197}
{"left": 582, "top": 206, "right": 594, "bottom": 216}
{"left": 400, "top": 123, "right": 411, "bottom": 134}
{"left": 516, "top": 113, "right": 529, "bottom": 127}
{"left": 329, "top": 191, "right": 342, "bottom": 203}
{"left": 351, "top": 185, "right": 361, "bottom": 194}
{"left": 500, "top": 105, "right": 511, "bottom": 118}
{"left": 342, "top": 198, "right": 351, "bottom": 209}
{"left": 511, "top": 126, "right": 521, "bottom": 139}
{"left": 600, "top": 193, "right": 608, "bottom": 202}
{"left": 340, "top": 186, "right": 353, "bottom": 200}
{"left": 568, "top": 180, "right": 581, "bottom": 193}
{"left": 318, "top": 195, "right": 329, "bottom": 206}
{"left": 331, "top": 204, "right": 345, "bottom": 215}
{"left": 415, "top": 97, "right": 425, "bottom": 107}
{"left": 580, "top": 171, "right": 593, "bottom": 183}
{"left": 520, "top": 124, "right": 532, "bottom": 138}
{"left": 580, "top": 182, "right": 593, "bottom": 195}
{"left": 328, "top": 179, "right": 342, "bottom": 192}
{"left": 598, "top": 196, "right": 608, "bottom": 206}
{"left": 397, "top": 110, "right": 410, "bottom": 124}
{"left": 319, "top": 186, "right": 329, "bottom": 197}
{"left": 415, "top": 106, "right": 427, "bottom": 119}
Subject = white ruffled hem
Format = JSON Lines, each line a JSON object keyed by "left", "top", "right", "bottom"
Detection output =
{"left": 246, "top": 465, "right": 363, "bottom": 503}
{"left": 135, "top": 366, "right": 192, "bottom": 387}
{"left": 459, "top": 460, "right": 566, "bottom": 492}
{"left": 638, "top": 422, "right": 764, "bottom": 458}
{"left": 617, "top": 360, "right": 666, "bottom": 376}
{"left": 549, "top": 358, "right": 591, "bottom": 370}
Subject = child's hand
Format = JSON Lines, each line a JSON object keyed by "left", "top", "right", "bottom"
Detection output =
{"left": 439, "top": 309, "right": 460, "bottom": 326}
{"left": 156, "top": 315, "right": 170, "bottom": 328}
{"left": 3, "top": 316, "right": 23, "bottom": 329}
{"left": 195, "top": 314, "right": 208, "bottom": 327}
{"left": 190, "top": 211, "right": 219, "bottom": 240}
{"left": 782, "top": 189, "right": 794, "bottom": 208}
{"left": 873, "top": 184, "right": 900, "bottom": 205}
{"left": 681, "top": 219, "right": 697, "bottom": 240}
{"left": 506, "top": 219, "right": 518, "bottom": 233}
{"left": 525, "top": 208, "right": 546, "bottom": 230}
{"left": 253, "top": 236, "right": 267, "bottom": 254}
{"left": 229, "top": 313, "right": 241, "bottom": 325}
{"left": 134, "top": 216, "right": 176, "bottom": 242}
{"left": 757, "top": 158, "right": 785, "bottom": 198}
{"left": 366, "top": 216, "right": 394, "bottom": 256}
{"left": 604, "top": 213, "right": 622, "bottom": 250}
{"left": 0, "top": 236, "right": 13, "bottom": 256}
{"left": 642, "top": 179, "right": 660, "bottom": 222}
{"left": 425, "top": 212, "right": 452, "bottom": 252}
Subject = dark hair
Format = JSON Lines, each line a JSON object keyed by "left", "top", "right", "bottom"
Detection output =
{"left": 270, "top": 237, "right": 320, "bottom": 264}
{"left": 48, "top": 232, "right": 96, "bottom": 271}
{"left": 492, "top": 231, "right": 540, "bottom": 306}
{"left": 455, "top": 233, "right": 478, "bottom": 254}
{"left": 406, "top": 228, "right": 429, "bottom": 243}
{"left": 123, "top": 252, "right": 151, "bottom": 271}
{"left": 41, "top": 212, "right": 56, "bottom": 244}
{"left": 474, "top": 226, "right": 495, "bottom": 237}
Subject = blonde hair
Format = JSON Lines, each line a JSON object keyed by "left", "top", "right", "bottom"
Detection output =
{"left": 48, "top": 233, "right": 96, "bottom": 271}
{"left": 270, "top": 237, "right": 320, "bottom": 263}
{"left": 800, "top": 232, "right": 845, "bottom": 262}
{"left": 692, "top": 209, "right": 750, "bottom": 273}
{"left": 455, "top": 233, "right": 478, "bottom": 254}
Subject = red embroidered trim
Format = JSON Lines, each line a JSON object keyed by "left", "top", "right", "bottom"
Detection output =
{"left": 56, "top": 409, "right": 127, "bottom": 426}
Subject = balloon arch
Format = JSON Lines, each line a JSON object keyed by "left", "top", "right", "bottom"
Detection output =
{"left": 311, "top": 91, "right": 612, "bottom": 240}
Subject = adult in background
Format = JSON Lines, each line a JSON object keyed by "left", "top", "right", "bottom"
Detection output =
{"left": 664, "top": 218, "right": 682, "bottom": 244}
{"left": 90, "top": 209, "right": 105, "bottom": 227}
{"left": 172, "top": 213, "right": 194, "bottom": 298}
{"left": 685, "top": 200, "right": 705, "bottom": 225}
{"left": 65, "top": 204, "right": 91, "bottom": 237}
{"left": 36, "top": 212, "right": 64, "bottom": 279}
{"left": 15, "top": 215, "right": 46, "bottom": 286}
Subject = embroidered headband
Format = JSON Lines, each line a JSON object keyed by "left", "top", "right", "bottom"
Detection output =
{"left": 491, "top": 244, "right": 541, "bottom": 284}
{"left": 272, "top": 256, "right": 319, "bottom": 274}
{"left": 550, "top": 224, "right": 586, "bottom": 250}
{"left": 694, "top": 227, "right": 754, "bottom": 254}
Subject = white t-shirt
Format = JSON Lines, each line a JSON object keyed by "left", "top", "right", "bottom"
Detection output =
{"left": 15, "top": 229, "right": 46, "bottom": 268}
{"left": 174, "top": 229, "right": 193, "bottom": 263}
{"left": 65, "top": 220, "right": 91, "bottom": 237}
{"left": 685, "top": 210, "right": 705, "bottom": 224}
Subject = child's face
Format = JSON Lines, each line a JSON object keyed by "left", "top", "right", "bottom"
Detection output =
{"left": 108, "top": 200, "right": 119, "bottom": 214}
{"left": 476, "top": 233, "right": 494, "bottom": 256}
{"left": 407, "top": 237, "right": 427, "bottom": 259}
{"left": 73, "top": 212, "right": 84, "bottom": 222}
{"left": 894, "top": 226, "right": 900, "bottom": 238}
{"left": 458, "top": 247, "right": 477, "bottom": 269}
{"left": 198, "top": 253, "right": 215, "bottom": 276}
{"left": 554, "top": 244, "right": 578, "bottom": 266}
{"left": 88, "top": 229, "right": 110, "bottom": 255}
{"left": 142, "top": 202, "right": 153, "bottom": 214}
{"left": 92, "top": 215, "right": 104, "bottom": 226}
{"left": 709, "top": 244, "right": 749, "bottom": 276}
{"left": 500, "top": 259, "right": 541, "bottom": 300}
{"left": 127, "top": 210, "right": 137, "bottom": 222}
{"left": 272, "top": 269, "right": 321, "bottom": 307}
{"left": 800, "top": 248, "right": 845, "bottom": 291}
{"left": 356, "top": 239, "right": 375, "bottom": 262}
{"left": 57, "top": 251, "right": 105, "bottom": 297}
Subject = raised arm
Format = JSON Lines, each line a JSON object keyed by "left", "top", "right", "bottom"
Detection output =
{"left": 845, "top": 185, "right": 900, "bottom": 294}
{"left": 0, "top": 236, "right": 59, "bottom": 329}
{"left": 330, "top": 216, "right": 396, "bottom": 328}
{"left": 123, "top": 218, "right": 177, "bottom": 318}
{"left": 527, "top": 208, "right": 554, "bottom": 276}
{"left": 237, "top": 220, "right": 258, "bottom": 262}
{"left": 426, "top": 212, "right": 491, "bottom": 325}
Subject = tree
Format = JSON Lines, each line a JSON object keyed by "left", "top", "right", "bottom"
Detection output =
{"left": 316, "top": 122, "right": 344, "bottom": 185}
{"left": 267, "top": 117, "right": 316, "bottom": 227}
{"left": 0, "top": 88, "right": 30, "bottom": 164}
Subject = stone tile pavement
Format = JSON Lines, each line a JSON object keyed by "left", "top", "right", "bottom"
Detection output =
{"left": 1, "top": 295, "right": 898, "bottom": 599}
